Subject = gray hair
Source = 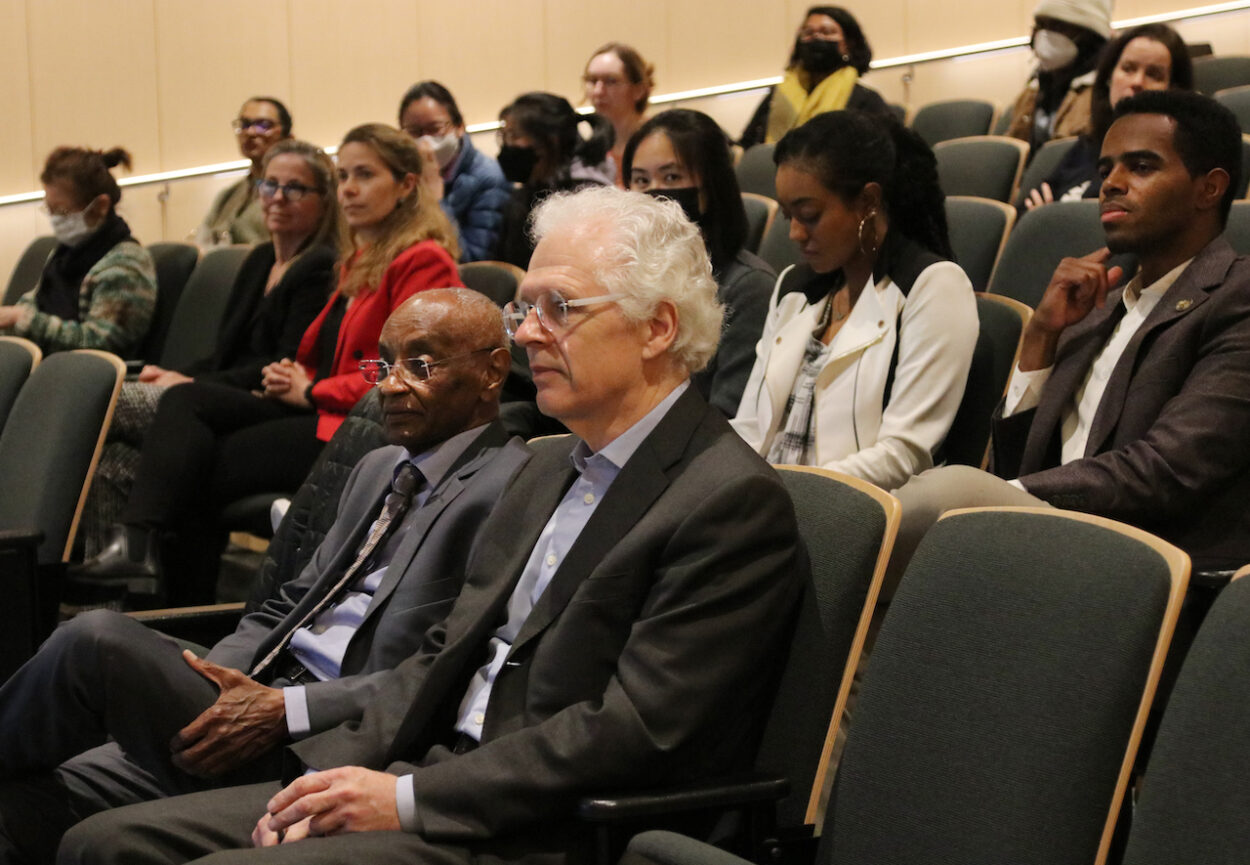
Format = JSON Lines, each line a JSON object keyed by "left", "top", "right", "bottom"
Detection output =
{"left": 528, "top": 186, "right": 723, "bottom": 373}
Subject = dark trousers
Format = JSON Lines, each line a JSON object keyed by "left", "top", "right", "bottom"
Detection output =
{"left": 0, "top": 612, "right": 280, "bottom": 865}
{"left": 122, "top": 382, "right": 323, "bottom": 530}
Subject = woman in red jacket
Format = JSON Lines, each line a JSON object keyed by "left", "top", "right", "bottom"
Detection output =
{"left": 76, "top": 123, "right": 462, "bottom": 603}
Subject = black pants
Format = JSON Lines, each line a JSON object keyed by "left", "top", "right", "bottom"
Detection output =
{"left": 123, "top": 382, "right": 323, "bottom": 529}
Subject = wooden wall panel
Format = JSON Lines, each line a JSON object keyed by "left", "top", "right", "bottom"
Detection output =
{"left": 153, "top": 0, "right": 292, "bottom": 170}
{"left": 26, "top": 0, "right": 161, "bottom": 176}
{"left": 416, "top": 0, "right": 546, "bottom": 126}
{"left": 905, "top": 0, "right": 1023, "bottom": 54}
{"left": 542, "top": 0, "right": 670, "bottom": 106}
{"left": 665, "top": 1, "right": 789, "bottom": 91}
{"left": 288, "top": 0, "right": 420, "bottom": 146}
{"left": 0, "top": 0, "right": 35, "bottom": 192}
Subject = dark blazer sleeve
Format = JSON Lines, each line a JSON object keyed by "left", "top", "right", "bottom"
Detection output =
{"left": 399, "top": 462, "right": 804, "bottom": 840}
{"left": 696, "top": 250, "right": 774, "bottom": 417}
{"left": 204, "top": 447, "right": 392, "bottom": 672}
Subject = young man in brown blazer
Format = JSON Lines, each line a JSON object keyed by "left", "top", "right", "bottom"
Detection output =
{"left": 894, "top": 89, "right": 1250, "bottom": 577}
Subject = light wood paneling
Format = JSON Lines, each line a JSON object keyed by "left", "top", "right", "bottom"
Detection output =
{"left": 543, "top": 0, "right": 670, "bottom": 105}
{"left": 0, "top": 0, "right": 35, "bottom": 193}
{"left": 26, "top": 0, "right": 161, "bottom": 175}
{"left": 418, "top": 0, "right": 546, "bottom": 125}
{"left": 289, "top": 0, "right": 420, "bottom": 146}
{"left": 154, "top": 0, "right": 292, "bottom": 170}
{"left": 906, "top": 0, "right": 1023, "bottom": 54}
{"left": 666, "top": 1, "right": 789, "bottom": 90}
{"left": 116, "top": 185, "right": 165, "bottom": 250}
{"left": 1174, "top": 11, "right": 1250, "bottom": 56}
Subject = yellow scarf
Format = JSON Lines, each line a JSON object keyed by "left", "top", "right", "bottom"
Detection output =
{"left": 766, "top": 65, "right": 859, "bottom": 143}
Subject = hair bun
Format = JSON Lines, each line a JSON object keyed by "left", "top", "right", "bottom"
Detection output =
{"left": 99, "top": 147, "right": 133, "bottom": 172}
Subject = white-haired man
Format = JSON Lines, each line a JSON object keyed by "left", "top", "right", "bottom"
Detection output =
{"left": 63, "top": 187, "right": 807, "bottom": 865}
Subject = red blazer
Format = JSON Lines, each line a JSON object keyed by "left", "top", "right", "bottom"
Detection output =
{"left": 296, "top": 240, "right": 461, "bottom": 440}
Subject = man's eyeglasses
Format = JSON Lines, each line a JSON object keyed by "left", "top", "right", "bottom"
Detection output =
{"left": 503, "top": 292, "right": 627, "bottom": 339}
{"left": 358, "top": 347, "right": 498, "bottom": 385}
{"left": 232, "top": 117, "right": 279, "bottom": 134}
{"left": 256, "top": 179, "right": 319, "bottom": 202}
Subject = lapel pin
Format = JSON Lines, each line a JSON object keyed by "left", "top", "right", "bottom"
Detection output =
{"left": 1175, "top": 299, "right": 1192, "bottom": 312}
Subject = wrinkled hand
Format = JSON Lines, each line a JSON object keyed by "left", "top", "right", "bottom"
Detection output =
{"left": 414, "top": 137, "right": 445, "bottom": 201}
{"left": 1019, "top": 248, "right": 1124, "bottom": 371}
{"left": 255, "top": 767, "right": 400, "bottom": 846}
{"left": 0, "top": 306, "right": 21, "bottom": 329}
{"left": 1024, "top": 182, "right": 1055, "bottom": 211}
{"left": 261, "top": 358, "right": 313, "bottom": 408}
{"left": 170, "top": 651, "right": 287, "bottom": 777}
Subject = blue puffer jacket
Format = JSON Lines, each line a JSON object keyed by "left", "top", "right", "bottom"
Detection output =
{"left": 440, "top": 136, "right": 512, "bottom": 263}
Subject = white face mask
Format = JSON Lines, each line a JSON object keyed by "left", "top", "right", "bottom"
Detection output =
{"left": 48, "top": 208, "right": 94, "bottom": 247}
{"left": 1033, "top": 29, "right": 1079, "bottom": 71}
{"left": 420, "top": 132, "right": 460, "bottom": 170}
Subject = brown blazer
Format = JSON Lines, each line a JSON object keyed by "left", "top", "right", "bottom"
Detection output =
{"left": 992, "top": 236, "right": 1250, "bottom": 569}
{"left": 289, "top": 386, "right": 806, "bottom": 847}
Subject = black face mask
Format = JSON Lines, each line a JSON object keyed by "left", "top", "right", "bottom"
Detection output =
{"left": 497, "top": 144, "right": 538, "bottom": 184}
{"left": 796, "top": 39, "right": 848, "bottom": 75}
{"left": 644, "top": 187, "right": 702, "bottom": 225}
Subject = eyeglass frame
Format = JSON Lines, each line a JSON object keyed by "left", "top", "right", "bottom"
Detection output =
{"left": 232, "top": 117, "right": 280, "bottom": 135}
{"left": 502, "top": 292, "right": 629, "bottom": 340}
{"left": 358, "top": 346, "right": 500, "bottom": 385}
{"left": 255, "top": 178, "right": 321, "bottom": 202}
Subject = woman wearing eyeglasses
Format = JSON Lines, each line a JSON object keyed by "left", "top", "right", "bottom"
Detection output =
{"left": 195, "top": 96, "right": 292, "bottom": 247}
{"left": 80, "top": 139, "right": 341, "bottom": 560}
{"left": 583, "top": 42, "right": 654, "bottom": 188}
{"left": 77, "top": 124, "right": 463, "bottom": 604}
{"left": 0, "top": 145, "right": 156, "bottom": 357}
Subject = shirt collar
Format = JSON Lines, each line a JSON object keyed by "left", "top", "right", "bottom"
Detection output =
{"left": 1121, "top": 257, "right": 1192, "bottom": 310}
{"left": 570, "top": 380, "right": 690, "bottom": 474}
{"left": 394, "top": 422, "right": 490, "bottom": 488}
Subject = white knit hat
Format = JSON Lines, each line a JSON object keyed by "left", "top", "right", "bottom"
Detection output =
{"left": 1033, "top": 0, "right": 1114, "bottom": 38}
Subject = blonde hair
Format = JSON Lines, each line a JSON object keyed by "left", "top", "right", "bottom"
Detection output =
{"left": 336, "top": 123, "right": 459, "bottom": 297}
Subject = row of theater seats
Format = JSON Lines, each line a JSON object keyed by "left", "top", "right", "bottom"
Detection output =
{"left": 892, "top": 53, "right": 1250, "bottom": 149}
{"left": 126, "top": 398, "right": 1239, "bottom": 865}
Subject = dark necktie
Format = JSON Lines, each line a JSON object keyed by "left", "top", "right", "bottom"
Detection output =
{"left": 250, "top": 462, "right": 423, "bottom": 678}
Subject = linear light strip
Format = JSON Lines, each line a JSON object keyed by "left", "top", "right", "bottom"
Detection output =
{"left": 3, "top": 0, "right": 1249, "bottom": 207}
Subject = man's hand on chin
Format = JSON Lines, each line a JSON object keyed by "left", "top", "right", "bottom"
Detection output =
{"left": 254, "top": 767, "right": 401, "bottom": 846}
{"left": 171, "top": 651, "right": 288, "bottom": 777}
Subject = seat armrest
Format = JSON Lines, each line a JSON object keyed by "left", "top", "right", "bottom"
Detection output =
{"left": 578, "top": 775, "right": 789, "bottom": 822}
{"left": 127, "top": 602, "right": 245, "bottom": 648}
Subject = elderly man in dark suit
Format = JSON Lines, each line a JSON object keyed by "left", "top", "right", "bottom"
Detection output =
{"left": 0, "top": 289, "right": 530, "bottom": 864}
{"left": 889, "top": 89, "right": 1250, "bottom": 580}
{"left": 59, "top": 187, "right": 806, "bottom": 865}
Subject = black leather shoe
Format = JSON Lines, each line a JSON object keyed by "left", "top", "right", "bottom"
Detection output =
{"left": 68, "top": 525, "right": 161, "bottom": 595}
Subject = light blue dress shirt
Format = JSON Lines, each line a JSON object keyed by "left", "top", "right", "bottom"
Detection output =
{"left": 394, "top": 382, "right": 689, "bottom": 831}
{"left": 280, "top": 423, "right": 488, "bottom": 736}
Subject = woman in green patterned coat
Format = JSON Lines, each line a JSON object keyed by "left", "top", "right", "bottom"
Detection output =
{"left": 0, "top": 146, "right": 156, "bottom": 358}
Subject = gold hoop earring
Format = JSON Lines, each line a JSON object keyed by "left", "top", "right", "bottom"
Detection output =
{"left": 857, "top": 210, "right": 880, "bottom": 258}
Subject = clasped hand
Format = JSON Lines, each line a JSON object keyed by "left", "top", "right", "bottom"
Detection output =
{"left": 252, "top": 767, "right": 401, "bottom": 846}
{"left": 257, "top": 357, "right": 312, "bottom": 408}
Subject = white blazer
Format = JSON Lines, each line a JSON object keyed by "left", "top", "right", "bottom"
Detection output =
{"left": 731, "top": 257, "right": 978, "bottom": 490}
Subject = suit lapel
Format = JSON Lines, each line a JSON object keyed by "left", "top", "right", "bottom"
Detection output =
{"left": 1085, "top": 243, "right": 1232, "bottom": 455}
{"left": 361, "top": 424, "right": 510, "bottom": 620}
{"left": 507, "top": 388, "right": 704, "bottom": 657}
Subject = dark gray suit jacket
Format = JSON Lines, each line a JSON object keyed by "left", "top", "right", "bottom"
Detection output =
{"left": 992, "top": 236, "right": 1250, "bottom": 569}
{"left": 208, "top": 422, "right": 532, "bottom": 732}
{"left": 290, "top": 386, "right": 806, "bottom": 844}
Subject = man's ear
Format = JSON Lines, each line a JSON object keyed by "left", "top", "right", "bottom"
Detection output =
{"left": 1197, "top": 167, "right": 1231, "bottom": 213}
{"left": 480, "top": 346, "right": 512, "bottom": 398}
{"left": 640, "top": 300, "right": 679, "bottom": 361}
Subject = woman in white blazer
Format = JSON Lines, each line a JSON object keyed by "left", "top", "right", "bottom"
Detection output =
{"left": 731, "top": 110, "right": 978, "bottom": 490}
